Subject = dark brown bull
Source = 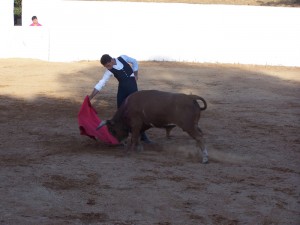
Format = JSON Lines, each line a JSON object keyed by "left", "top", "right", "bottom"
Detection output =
{"left": 97, "top": 90, "right": 208, "bottom": 163}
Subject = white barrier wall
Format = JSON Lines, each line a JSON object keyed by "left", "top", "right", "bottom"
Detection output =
{"left": 0, "top": 26, "right": 50, "bottom": 61}
{"left": 0, "top": 0, "right": 14, "bottom": 27}
{"left": 0, "top": 0, "right": 14, "bottom": 55}
{"left": 1, "top": 0, "right": 299, "bottom": 66}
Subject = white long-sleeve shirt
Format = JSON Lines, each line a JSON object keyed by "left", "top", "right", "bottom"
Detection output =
{"left": 94, "top": 55, "right": 138, "bottom": 91}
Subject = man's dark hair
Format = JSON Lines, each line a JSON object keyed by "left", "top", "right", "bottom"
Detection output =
{"left": 100, "top": 54, "right": 112, "bottom": 66}
{"left": 32, "top": 16, "right": 37, "bottom": 21}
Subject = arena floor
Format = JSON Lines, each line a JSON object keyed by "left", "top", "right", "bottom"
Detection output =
{"left": 0, "top": 59, "right": 299, "bottom": 224}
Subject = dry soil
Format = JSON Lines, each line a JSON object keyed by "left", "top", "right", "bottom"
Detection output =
{"left": 0, "top": 59, "right": 299, "bottom": 224}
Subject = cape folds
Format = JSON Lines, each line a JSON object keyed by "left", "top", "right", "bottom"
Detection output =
{"left": 78, "top": 96, "right": 119, "bottom": 145}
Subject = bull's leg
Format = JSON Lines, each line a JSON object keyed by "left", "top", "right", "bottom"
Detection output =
{"left": 165, "top": 124, "right": 176, "bottom": 139}
{"left": 129, "top": 128, "right": 143, "bottom": 153}
{"left": 187, "top": 126, "right": 208, "bottom": 164}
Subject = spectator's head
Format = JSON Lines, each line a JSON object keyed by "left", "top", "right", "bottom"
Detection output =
{"left": 31, "top": 16, "right": 39, "bottom": 25}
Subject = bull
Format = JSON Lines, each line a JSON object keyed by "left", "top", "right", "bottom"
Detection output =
{"left": 97, "top": 90, "right": 208, "bottom": 163}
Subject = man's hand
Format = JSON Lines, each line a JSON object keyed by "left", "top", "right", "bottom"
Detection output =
{"left": 89, "top": 89, "right": 99, "bottom": 100}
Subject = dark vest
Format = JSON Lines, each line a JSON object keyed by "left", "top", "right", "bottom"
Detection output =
{"left": 108, "top": 57, "right": 134, "bottom": 82}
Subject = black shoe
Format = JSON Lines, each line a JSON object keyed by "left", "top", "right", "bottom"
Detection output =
{"left": 142, "top": 139, "right": 153, "bottom": 144}
{"left": 140, "top": 132, "right": 153, "bottom": 144}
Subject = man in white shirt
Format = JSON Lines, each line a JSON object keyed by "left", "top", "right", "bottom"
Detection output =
{"left": 89, "top": 54, "right": 152, "bottom": 143}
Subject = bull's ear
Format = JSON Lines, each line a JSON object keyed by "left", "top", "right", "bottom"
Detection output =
{"left": 96, "top": 120, "right": 107, "bottom": 130}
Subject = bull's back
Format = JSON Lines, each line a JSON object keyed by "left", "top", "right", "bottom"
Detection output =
{"left": 128, "top": 90, "right": 186, "bottom": 109}
{"left": 126, "top": 90, "right": 202, "bottom": 126}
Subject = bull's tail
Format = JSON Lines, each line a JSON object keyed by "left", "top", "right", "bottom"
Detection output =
{"left": 191, "top": 95, "right": 207, "bottom": 111}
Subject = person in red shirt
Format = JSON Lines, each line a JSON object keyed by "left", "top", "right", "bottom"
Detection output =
{"left": 30, "top": 16, "right": 42, "bottom": 26}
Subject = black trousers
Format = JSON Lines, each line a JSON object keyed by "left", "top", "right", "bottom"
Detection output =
{"left": 117, "top": 78, "right": 138, "bottom": 108}
{"left": 116, "top": 78, "right": 150, "bottom": 141}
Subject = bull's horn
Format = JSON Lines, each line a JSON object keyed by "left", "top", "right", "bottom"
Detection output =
{"left": 96, "top": 120, "right": 107, "bottom": 130}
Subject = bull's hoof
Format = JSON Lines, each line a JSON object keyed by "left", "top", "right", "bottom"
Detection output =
{"left": 124, "top": 149, "right": 132, "bottom": 156}
{"left": 120, "top": 141, "right": 127, "bottom": 147}
{"left": 136, "top": 145, "right": 144, "bottom": 152}
{"left": 202, "top": 158, "right": 209, "bottom": 164}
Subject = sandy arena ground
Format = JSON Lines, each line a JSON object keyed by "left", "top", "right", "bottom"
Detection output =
{"left": 0, "top": 59, "right": 299, "bottom": 224}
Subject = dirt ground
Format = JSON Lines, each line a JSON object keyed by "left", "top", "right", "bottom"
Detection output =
{"left": 0, "top": 58, "right": 299, "bottom": 225}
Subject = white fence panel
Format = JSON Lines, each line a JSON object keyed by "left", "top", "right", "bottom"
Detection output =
{"left": 0, "top": 0, "right": 299, "bottom": 66}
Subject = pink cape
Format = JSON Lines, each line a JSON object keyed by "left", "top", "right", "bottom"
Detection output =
{"left": 78, "top": 96, "right": 119, "bottom": 145}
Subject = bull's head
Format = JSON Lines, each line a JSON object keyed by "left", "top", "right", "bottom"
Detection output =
{"left": 96, "top": 120, "right": 129, "bottom": 142}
